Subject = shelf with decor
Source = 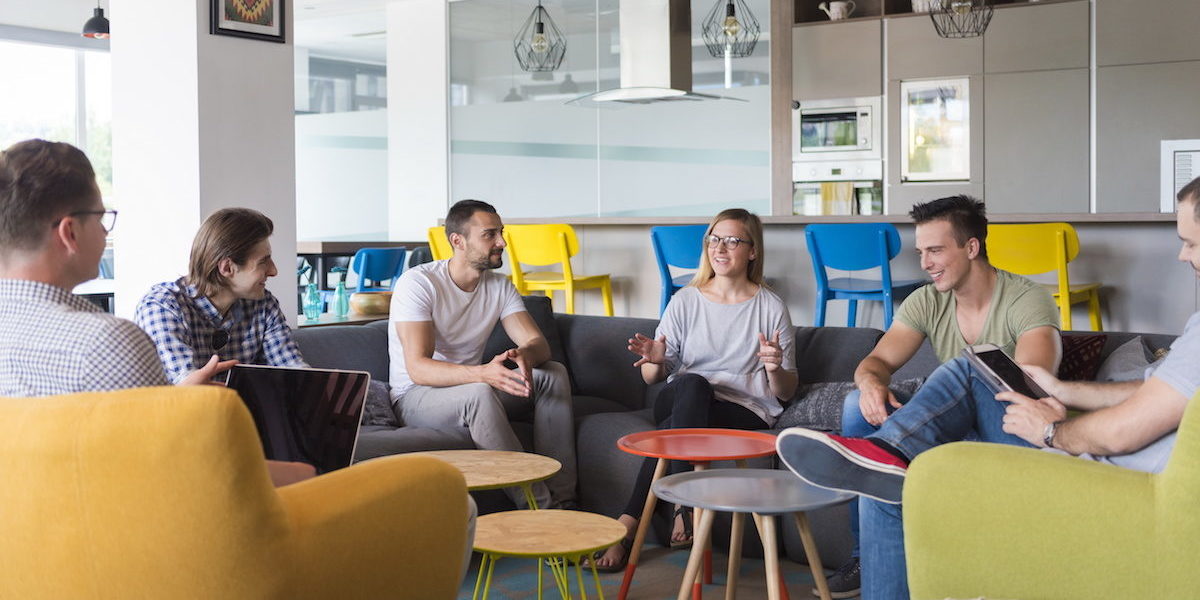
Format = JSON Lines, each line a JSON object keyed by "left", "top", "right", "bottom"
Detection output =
{"left": 794, "top": 0, "right": 882, "bottom": 24}
{"left": 796, "top": 0, "right": 1085, "bottom": 25}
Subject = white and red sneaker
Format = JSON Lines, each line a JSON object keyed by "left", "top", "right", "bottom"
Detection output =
{"left": 777, "top": 428, "right": 909, "bottom": 504}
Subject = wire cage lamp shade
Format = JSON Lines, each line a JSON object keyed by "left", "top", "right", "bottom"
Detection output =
{"left": 930, "top": 0, "right": 994, "bottom": 38}
{"left": 514, "top": 2, "right": 566, "bottom": 72}
{"left": 701, "top": 0, "right": 761, "bottom": 58}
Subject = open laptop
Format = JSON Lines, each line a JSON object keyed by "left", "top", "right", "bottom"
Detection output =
{"left": 225, "top": 364, "right": 371, "bottom": 474}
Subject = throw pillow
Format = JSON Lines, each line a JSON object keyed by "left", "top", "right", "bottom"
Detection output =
{"left": 775, "top": 378, "right": 925, "bottom": 432}
{"left": 360, "top": 380, "right": 402, "bottom": 427}
{"left": 1056, "top": 334, "right": 1107, "bottom": 381}
{"left": 1095, "top": 337, "right": 1153, "bottom": 382}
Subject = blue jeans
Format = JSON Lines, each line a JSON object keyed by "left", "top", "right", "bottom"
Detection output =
{"left": 841, "top": 388, "right": 912, "bottom": 560}
{"left": 858, "top": 357, "right": 1034, "bottom": 599}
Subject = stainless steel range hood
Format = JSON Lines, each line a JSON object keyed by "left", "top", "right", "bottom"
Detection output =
{"left": 568, "top": 0, "right": 743, "bottom": 105}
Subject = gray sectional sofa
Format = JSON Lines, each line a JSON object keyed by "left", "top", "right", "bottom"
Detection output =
{"left": 291, "top": 295, "right": 1176, "bottom": 567}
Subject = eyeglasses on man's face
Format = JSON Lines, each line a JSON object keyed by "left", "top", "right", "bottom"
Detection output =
{"left": 704, "top": 234, "right": 753, "bottom": 250}
{"left": 53, "top": 209, "right": 119, "bottom": 234}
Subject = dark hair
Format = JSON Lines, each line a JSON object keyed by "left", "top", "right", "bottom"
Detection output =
{"left": 909, "top": 195, "right": 989, "bottom": 261}
{"left": 187, "top": 208, "right": 274, "bottom": 298}
{"left": 444, "top": 199, "right": 498, "bottom": 239}
{"left": 1178, "top": 176, "right": 1200, "bottom": 220}
{"left": 0, "top": 139, "right": 98, "bottom": 252}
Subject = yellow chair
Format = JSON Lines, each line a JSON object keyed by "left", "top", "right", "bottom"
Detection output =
{"left": 903, "top": 390, "right": 1200, "bottom": 599}
{"left": 0, "top": 386, "right": 469, "bottom": 599}
{"left": 504, "top": 223, "right": 614, "bottom": 316}
{"left": 428, "top": 225, "right": 453, "bottom": 260}
{"left": 987, "top": 222, "right": 1103, "bottom": 331}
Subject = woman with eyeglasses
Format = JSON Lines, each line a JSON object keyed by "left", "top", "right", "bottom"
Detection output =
{"left": 593, "top": 208, "right": 798, "bottom": 572}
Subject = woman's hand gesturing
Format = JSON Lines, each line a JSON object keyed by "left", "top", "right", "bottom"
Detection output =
{"left": 628, "top": 333, "right": 667, "bottom": 368}
{"left": 757, "top": 330, "right": 784, "bottom": 372}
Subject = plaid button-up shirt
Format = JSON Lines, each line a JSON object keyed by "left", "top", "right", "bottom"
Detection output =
{"left": 0, "top": 279, "right": 168, "bottom": 395}
{"left": 134, "top": 278, "right": 306, "bottom": 384}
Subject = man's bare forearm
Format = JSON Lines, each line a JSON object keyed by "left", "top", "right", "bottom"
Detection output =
{"left": 407, "top": 356, "right": 483, "bottom": 388}
{"left": 1053, "top": 379, "right": 1141, "bottom": 411}
{"left": 854, "top": 357, "right": 894, "bottom": 390}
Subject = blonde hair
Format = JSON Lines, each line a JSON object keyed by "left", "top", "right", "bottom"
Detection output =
{"left": 688, "top": 208, "right": 765, "bottom": 287}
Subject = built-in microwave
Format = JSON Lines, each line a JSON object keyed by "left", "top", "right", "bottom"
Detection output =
{"left": 792, "top": 97, "right": 882, "bottom": 162}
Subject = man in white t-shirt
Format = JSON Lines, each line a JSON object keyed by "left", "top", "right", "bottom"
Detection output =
{"left": 389, "top": 200, "right": 575, "bottom": 509}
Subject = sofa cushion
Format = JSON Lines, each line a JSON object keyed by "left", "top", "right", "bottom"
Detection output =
{"left": 294, "top": 323, "right": 391, "bottom": 382}
{"left": 555, "top": 313, "right": 659, "bottom": 410}
{"left": 1057, "top": 333, "right": 1107, "bottom": 381}
{"left": 793, "top": 326, "right": 884, "bottom": 382}
{"left": 361, "top": 380, "right": 401, "bottom": 427}
{"left": 1095, "top": 336, "right": 1154, "bottom": 382}
{"left": 481, "top": 295, "right": 569, "bottom": 370}
{"left": 775, "top": 378, "right": 925, "bottom": 432}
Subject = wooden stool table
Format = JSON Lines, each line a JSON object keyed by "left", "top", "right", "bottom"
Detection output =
{"left": 410, "top": 450, "right": 560, "bottom": 509}
{"left": 652, "top": 469, "right": 854, "bottom": 600}
{"left": 473, "top": 509, "right": 626, "bottom": 600}
{"left": 616, "top": 428, "right": 778, "bottom": 600}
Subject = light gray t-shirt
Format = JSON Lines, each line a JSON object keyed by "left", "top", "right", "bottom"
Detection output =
{"left": 1059, "top": 311, "right": 1200, "bottom": 473}
{"left": 656, "top": 286, "right": 797, "bottom": 426}
{"left": 387, "top": 260, "right": 526, "bottom": 399}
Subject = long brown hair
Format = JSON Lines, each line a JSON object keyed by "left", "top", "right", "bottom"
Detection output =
{"left": 688, "top": 208, "right": 765, "bottom": 287}
{"left": 187, "top": 208, "right": 273, "bottom": 297}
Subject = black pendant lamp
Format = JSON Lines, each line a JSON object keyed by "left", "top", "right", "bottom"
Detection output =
{"left": 930, "top": 0, "right": 993, "bottom": 39}
{"left": 701, "top": 0, "right": 761, "bottom": 58}
{"left": 514, "top": 1, "right": 566, "bottom": 72}
{"left": 82, "top": 1, "right": 110, "bottom": 39}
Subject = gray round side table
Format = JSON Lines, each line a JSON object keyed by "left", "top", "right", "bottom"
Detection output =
{"left": 652, "top": 469, "right": 854, "bottom": 600}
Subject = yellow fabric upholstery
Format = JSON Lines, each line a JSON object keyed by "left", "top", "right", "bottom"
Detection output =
{"left": 987, "top": 222, "right": 1103, "bottom": 331}
{"left": 0, "top": 386, "right": 469, "bottom": 599}
{"left": 503, "top": 223, "right": 614, "bottom": 316}
{"left": 428, "top": 225, "right": 453, "bottom": 260}
{"left": 904, "top": 392, "right": 1200, "bottom": 599}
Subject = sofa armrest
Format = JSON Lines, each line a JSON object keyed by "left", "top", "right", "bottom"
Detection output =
{"left": 904, "top": 442, "right": 1155, "bottom": 600}
{"left": 277, "top": 455, "right": 469, "bottom": 599}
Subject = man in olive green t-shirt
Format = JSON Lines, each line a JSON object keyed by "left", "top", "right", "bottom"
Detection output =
{"left": 819, "top": 195, "right": 1061, "bottom": 598}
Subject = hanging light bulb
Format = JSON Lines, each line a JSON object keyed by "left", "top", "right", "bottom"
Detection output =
{"left": 82, "top": 1, "right": 110, "bottom": 39}
{"left": 531, "top": 22, "right": 549, "bottom": 54}
{"left": 722, "top": 2, "right": 741, "bottom": 40}
{"left": 950, "top": 0, "right": 973, "bottom": 15}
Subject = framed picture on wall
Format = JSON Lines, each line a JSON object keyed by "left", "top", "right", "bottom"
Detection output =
{"left": 210, "top": 0, "right": 285, "bottom": 43}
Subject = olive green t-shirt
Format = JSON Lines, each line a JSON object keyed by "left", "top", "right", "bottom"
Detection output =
{"left": 894, "top": 269, "right": 1060, "bottom": 363}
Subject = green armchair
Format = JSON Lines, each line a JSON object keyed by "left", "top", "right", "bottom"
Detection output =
{"left": 903, "top": 394, "right": 1200, "bottom": 599}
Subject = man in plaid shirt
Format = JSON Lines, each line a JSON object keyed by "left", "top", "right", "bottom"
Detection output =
{"left": 0, "top": 139, "right": 311, "bottom": 487}
{"left": 135, "top": 208, "right": 307, "bottom": 383}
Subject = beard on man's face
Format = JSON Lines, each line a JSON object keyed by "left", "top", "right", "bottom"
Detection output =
{"left": 469, "top": 249, "right": 504, "bottom": 270}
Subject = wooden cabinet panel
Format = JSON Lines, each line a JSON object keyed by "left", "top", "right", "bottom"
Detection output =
{"left": 1096, "top": 61, "right": 1200, "bottom": 212}
{"left": 984, "top": 69, "right": 1089, "bottom": 214}
{"left": 1097, "top": 0, "right": 1200, "bottom": 66}
{"left": 792, "top": 20, "right": 883, "bottom": 101}
{"left": 984, "top": 1, "right": 1089, "bottom": 73}
{"left": 886, "top": 14, "right": 982, "bottom": 80}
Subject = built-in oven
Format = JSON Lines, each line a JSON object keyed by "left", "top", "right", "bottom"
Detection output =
{"left": 792, "top": 96, "right": 882, "bottom": 162}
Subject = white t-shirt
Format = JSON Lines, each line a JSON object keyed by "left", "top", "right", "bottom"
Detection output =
{"left": 388, "top": 260, "right": 526, "bottom": 398}
{"left": 656, "top": 285, "right": 797, "bottom": 426}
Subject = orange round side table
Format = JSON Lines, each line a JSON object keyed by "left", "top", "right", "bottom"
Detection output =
{"left": 616, "top": 428, "right": 778, "bottom": 600}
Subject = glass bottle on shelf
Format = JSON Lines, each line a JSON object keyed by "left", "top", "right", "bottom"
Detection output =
{"left": 333, "top": 281, "right": 350, "bottom": 318}
{"left": 302, "top": 283, "right": 323, "bottom": 321}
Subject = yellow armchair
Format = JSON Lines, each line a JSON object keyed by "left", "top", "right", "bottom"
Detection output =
{"left": 0, "top": 386, "right": 469, "bottom": 599}
{"left": 903, "top": 394, "right": 1200, "bottom": 599}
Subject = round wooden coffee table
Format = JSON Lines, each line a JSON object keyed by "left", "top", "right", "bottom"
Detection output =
{"left": 410, "top": 450, "right": 561, "bottom": 509}
{"left": 472, "top": 509, "right": 626, "bottom": 600}
{"left": 653, "top": 469, "right": 854, "bottom": 600}
{"left": 616, "top": 428, "right": 778, "bottom": 600}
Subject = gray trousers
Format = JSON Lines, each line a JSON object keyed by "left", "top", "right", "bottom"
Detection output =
{"left": 399, "top": 360, "right": 576, "bottom": 509}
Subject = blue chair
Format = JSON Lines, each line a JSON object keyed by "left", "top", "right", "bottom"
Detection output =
{"left": 350, "top": 247, "right": 407, "bottom": 292}
{"left": 650, "top": 225, "right": 708, "bottom": 316}
{"left": 805, "top": 223, "right": 925, "bottom": 328}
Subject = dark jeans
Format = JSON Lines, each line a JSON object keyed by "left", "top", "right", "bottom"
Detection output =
{"left": 621, "top": 373, "right": 768, "bottom": 519}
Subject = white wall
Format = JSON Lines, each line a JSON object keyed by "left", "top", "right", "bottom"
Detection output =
{"left": 559, "top": 221, "right": 1196, "bottom": 336}
{"left": 111, "top": 0, "right": 296, "bottom": 321}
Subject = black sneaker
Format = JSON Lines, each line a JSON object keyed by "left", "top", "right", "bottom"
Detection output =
{"left": 813, "top": 558, "right": 860, "bottom": 599}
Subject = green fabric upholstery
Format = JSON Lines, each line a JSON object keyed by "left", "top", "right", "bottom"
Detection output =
{"left": 903, "top": 392, "right": 1200, "bottom": 599}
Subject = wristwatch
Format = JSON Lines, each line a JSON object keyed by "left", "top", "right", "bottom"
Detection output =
{"left": 1042, "top": 420, "right": 1061, "bottom": 449}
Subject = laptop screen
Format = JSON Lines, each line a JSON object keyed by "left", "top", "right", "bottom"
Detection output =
{"left": 225, "top": 365, "right": 370, "bottom": 474}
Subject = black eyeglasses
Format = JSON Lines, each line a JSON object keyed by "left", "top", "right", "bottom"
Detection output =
{"left": 704, "top": 234, "right": 753, "bottom": 250}
{"left": 211, "top": 329, "right": 229, "bottom": 351}
{"left": 53, "top": 209, "right": 119, "bottom": 233}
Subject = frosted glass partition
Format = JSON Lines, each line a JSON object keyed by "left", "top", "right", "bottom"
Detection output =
{"left": 449, "top": 0, "right": 771, "bottom": 218}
